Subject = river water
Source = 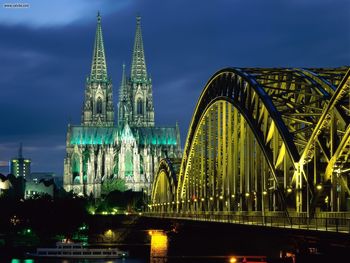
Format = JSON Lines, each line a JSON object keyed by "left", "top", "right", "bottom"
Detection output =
{"left": 5, "top": 215, "right": 346, "bottom": 263}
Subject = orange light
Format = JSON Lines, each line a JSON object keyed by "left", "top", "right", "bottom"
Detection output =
{"left": 148, "top": 230, "right": 153, "bottom": 236}
{"left": 229, "top": 257, "right": 237, "bottom": 263}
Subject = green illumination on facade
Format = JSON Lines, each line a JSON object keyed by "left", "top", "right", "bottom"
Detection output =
{"left": 64, "top": 14, "right": 182, "bottom": 198}
{"left": 69, "top": 126, "right": 177, "bottom": 146}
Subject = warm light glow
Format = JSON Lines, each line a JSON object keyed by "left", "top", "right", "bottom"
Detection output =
{"left": 263, "top": 190, "right": 267, "bottom": 195}
{"left": 209, "top": 197, "right": 213, "bottom": 201}
{"left": 148, "top": 230, "right": 153, "bottom": 236}
{"left": 150, "top": 231, "right": 168, "bottom": 258}
{"left": 104, "top": 229, "right": 113, "bottom": 238}
{"left": 316, "top": 184, "right": 322, "bottom": 190}
{"left": 229, "top": 257, "right": 237, "bottom": 263}
{"left": 219, "top": 196, "right": 223, "bottom": 200}
{"left": 245, "top": 193, "right": 250, "bottom": 197}
{"left": 201, "top": 198, "right": 204, "bottom": 201}
{"left": 287, "top": 188, "right": 292, "bottom": 193}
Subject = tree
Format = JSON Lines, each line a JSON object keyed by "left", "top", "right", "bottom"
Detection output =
{"left": 101, "top": 178, "right": 127, "bottom": 195}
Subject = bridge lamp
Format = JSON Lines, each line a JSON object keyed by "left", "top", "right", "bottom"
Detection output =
{"left": 231, "top": 194, "right": 235, "bottom": 198}
{"left": 245, "top": 193, "right": 250, "bottom": 197}
{"left": 177, "top": 201, "right": 180, "bottom": 204}
{"left": 194, "top": 198, "right": 198, "bottom": 202}
{"left": 201, "top": 198, "right": 205, "bottom": 202}
{"left": 167, "top": 202, "right": 170, "bottom": 205}
{"left": 182, "top": 200, "right": 185, "bottom": 203}
{"left": 287, "top": 187, "right": 292, "bottom": 193}
{"left": 172, "top": 201, "right": 175, "bottom": 204}
{"left": 188, "top": 199, "right": 191, "bottom": 203}
{"left": 219, "top": 196, "right": 224, "bottom": 200}
{"left": 316, "top": 184, "right": 323, "bottom": 191}
{"left": 263, "top": 190, "right": 268, "bottom": 196}
{"left": 209, "top": 197, "right": 213, "bottom": 201}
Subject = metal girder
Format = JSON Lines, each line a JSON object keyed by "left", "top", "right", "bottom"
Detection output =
{"left": 150, "top": 158, "right": 179, "bottom": 212}
{"left": 151, "top": 67, "right": 350, "bottom": 215}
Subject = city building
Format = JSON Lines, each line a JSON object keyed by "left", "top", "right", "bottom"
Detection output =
{"left": 10, "top": 143, "right": 31, "bottom": 178}
{"left": 63, "top": 14, "right": 182, "bottom": 198}
{"left": 25, "top": 179, "right": 54, "bottom": 199}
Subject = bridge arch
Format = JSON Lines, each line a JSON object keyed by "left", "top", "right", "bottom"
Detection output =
{"left": 151, "top": 158, "right": 179, "bottom": 212}
{"left": 175, "top": 67, "right": 349, "bottom": 214}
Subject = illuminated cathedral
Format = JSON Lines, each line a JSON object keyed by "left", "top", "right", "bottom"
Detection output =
{"left": 63, "top": 14, "right": 181, "bottom": 197}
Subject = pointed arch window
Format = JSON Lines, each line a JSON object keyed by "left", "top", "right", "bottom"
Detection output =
{"left": 137, "top": 98, "right": 143, "bottom": 115}
{"left": 96, "top": 97, "right": 103, "bottom": 114}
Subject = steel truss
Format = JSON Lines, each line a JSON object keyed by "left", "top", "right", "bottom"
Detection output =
{"left": 150, "top": 67, "right": 350, "bottom": 217}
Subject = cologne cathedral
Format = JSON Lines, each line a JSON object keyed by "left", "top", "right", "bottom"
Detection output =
{"left": 63, "top": 14, "right": 182, "bottom": 197}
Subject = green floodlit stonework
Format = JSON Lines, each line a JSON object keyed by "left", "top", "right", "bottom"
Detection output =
{"left": 63, "top": 14, "right": 181, "bottom": 198}
{"left": 69, "top": 126, "right": 178, "bottom": 146}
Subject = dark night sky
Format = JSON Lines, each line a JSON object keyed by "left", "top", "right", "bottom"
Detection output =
{"left": 0, "top": 0, "right": 349, "bottom": 177}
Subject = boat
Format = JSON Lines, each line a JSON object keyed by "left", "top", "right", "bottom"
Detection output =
{"left": 26, "top": 240, "right": 129, "bottom": 259}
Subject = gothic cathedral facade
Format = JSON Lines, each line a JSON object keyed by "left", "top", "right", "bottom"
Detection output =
{"left": 63, "top": 14, "right": 182, "bottom": 197}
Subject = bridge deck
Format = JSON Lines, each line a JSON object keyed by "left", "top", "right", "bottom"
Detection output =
{"left": 144, "top": 212, "right": 350, "bottom": 234}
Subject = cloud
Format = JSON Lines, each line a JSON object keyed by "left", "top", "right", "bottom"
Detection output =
{"left": 0, "top": 0, "right": 131, "bottom": 27}
{"left": 0, "top": 0, "right": 349, "bottom": 177}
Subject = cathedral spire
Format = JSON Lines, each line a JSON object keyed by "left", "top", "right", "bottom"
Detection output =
{"left": 90, "top": 11, "right": 108, "bottom": 81}
{"left": 121, "top": 63, "right": 126, "bottom": 92}
{"left": 131, "top": 15, "right": 147, "bottom": 82}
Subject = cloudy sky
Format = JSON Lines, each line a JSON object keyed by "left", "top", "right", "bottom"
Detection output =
{"left": 0, "top": 0, "right": 349, "bottom": 176}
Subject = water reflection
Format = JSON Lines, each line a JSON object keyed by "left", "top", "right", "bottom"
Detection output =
{"left": 149, "top": 230, "right": 168, "bottom": 263}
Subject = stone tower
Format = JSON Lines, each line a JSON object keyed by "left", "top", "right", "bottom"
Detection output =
{"left": 118, "top": 16, "right": 155, "bottom": 128}
{"left": 82, "top": 12, "right": 114, "bottom": 127}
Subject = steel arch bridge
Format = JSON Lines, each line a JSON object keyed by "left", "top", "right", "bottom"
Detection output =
{"left": 150, "top": 67, "right": 350, "bottom": 219}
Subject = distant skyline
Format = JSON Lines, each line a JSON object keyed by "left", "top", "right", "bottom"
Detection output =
{"left": 1, "top": 0, "right": 349, "bottom": 176}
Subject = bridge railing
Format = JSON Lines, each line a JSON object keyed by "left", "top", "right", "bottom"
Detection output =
{"left": 143, "top": 211, "right": 350, "bottom": 234}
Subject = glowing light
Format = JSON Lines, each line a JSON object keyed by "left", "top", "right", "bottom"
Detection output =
{"left": 230, "top": 257, "right": 237, "bottom": 263}
{"left": 316, "top": 184, "right": 322, "bottom": 190}
{"left": 209, "top": 197, "right": 213, "bottom": 201}
{"left": 287, "top": 188, "right": 292, "bottom": 193}
{"left": 104, "top": 229, "right": 113, "bottom": 238}
{"left": 231, "top": 194, "right": 235, "bottom": 198}
{"left": 219, "top": 196, "right": 223, "bottom": 200}
{"left": 150, "top": 231, "right": 168, "bottom": 258}
{"left": 245, "top": 193, "right": 250, "bottom": 197}
{"left": 263, "top": 190, "right": 268, "bottom": 195}
{"left": 201, "top": 198, "right": 204, "bottom": 201}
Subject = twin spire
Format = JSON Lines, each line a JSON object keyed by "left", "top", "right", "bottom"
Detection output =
{"left": 90, "top": 13, "right": 147, "bottom": 83}
{"left": 90, "top": 12, "right": 108, "bottom": 81}
{"left": 131, "top": 16, "right": 148, "bottom": 82}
